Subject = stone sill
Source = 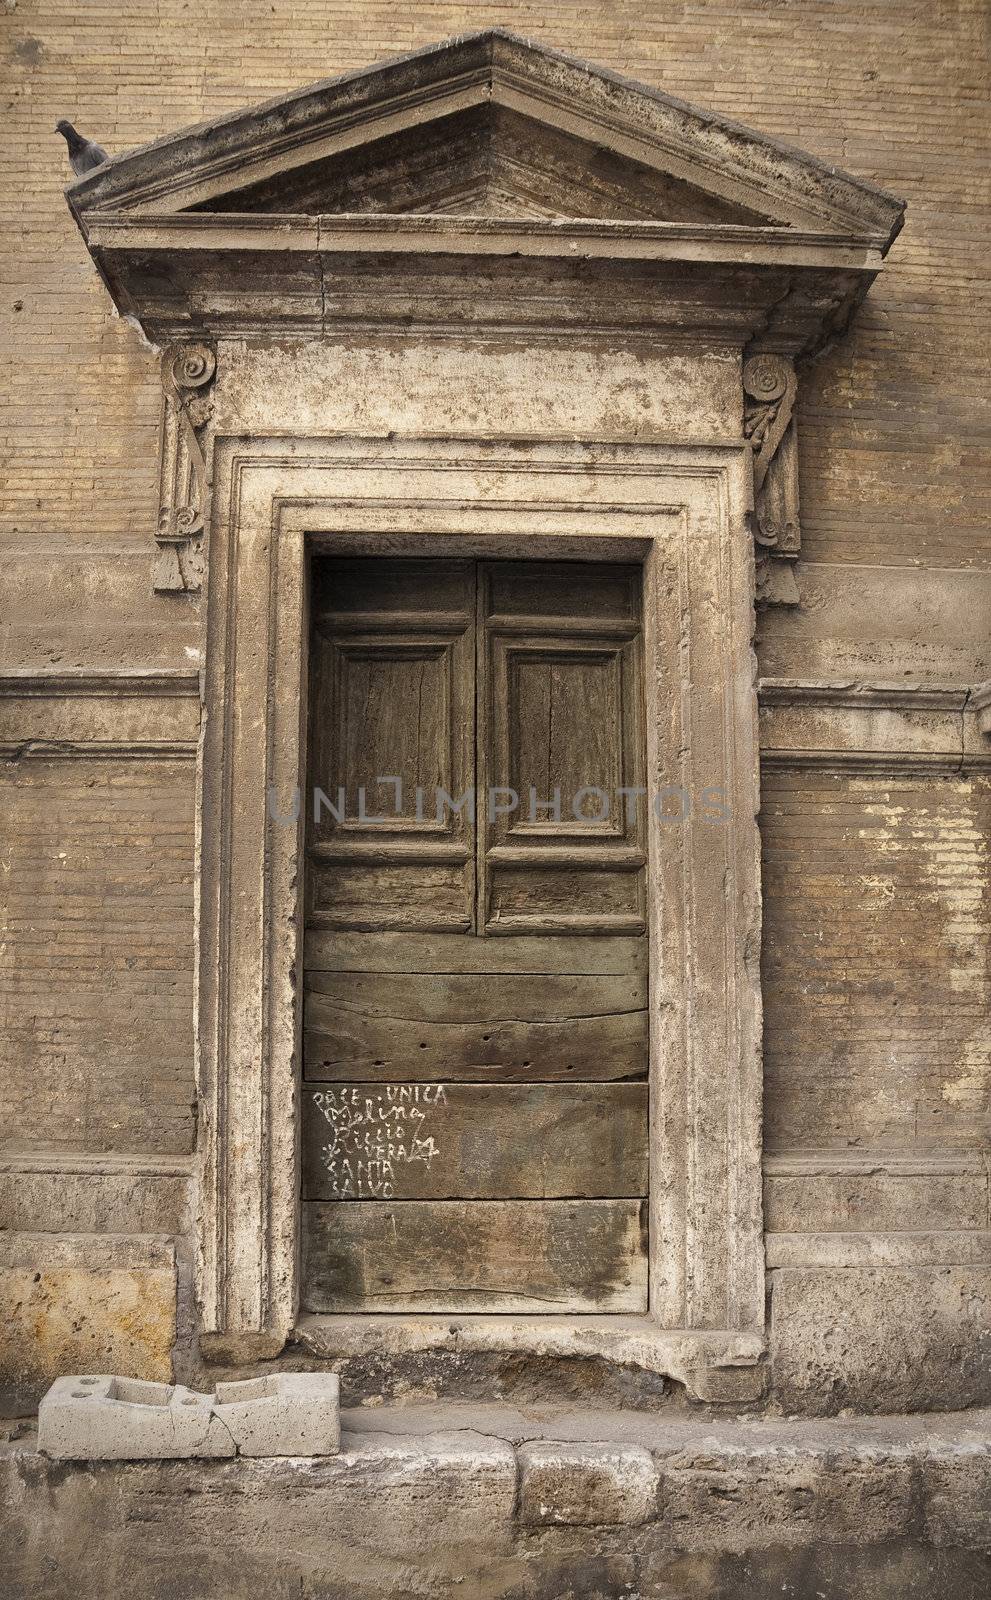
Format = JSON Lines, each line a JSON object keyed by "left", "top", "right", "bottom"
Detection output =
{"left": 11, "top": 1394, "right": 991, "bottom": 1460}
{"left": 293, "top": 1314, "right": 767, "bottom": 1405}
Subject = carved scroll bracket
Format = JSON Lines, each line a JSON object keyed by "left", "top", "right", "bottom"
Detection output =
{"left": 154, "top": 342, "right": 217, "bottom": 594}
{"left": 743, "top": 353, "right": 801, "bottom": 606}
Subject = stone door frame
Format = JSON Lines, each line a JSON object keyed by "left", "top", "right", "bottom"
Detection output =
{"left": 196, "top": 433, "right": 765, "bottom": 1400}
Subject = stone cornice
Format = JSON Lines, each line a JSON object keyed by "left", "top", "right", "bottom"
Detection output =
{"left": 65, "top": 33, "right": 902, "bottom": 352}
{"left": 82, "top": 212, "right": 890, "bottom": 267}
{"left": 81, "top": 216, "right": 880, "bottom": 348}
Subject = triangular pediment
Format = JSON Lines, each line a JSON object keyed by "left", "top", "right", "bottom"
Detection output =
{"left": 186, "top": 102, "right": 776, "bottom": 226}
{"left": 68, "top": 30, "right": 904, "bottom": 242}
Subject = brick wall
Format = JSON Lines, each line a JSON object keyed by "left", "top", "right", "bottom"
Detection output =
{"left": 1, "top": 758, "right": 195, "bottom": 1154}
{"left": 762, "top": 770, "right": 991, "bottom": 1154}
{"left": 2, "top": 0, "right": 989, "bottom": 663}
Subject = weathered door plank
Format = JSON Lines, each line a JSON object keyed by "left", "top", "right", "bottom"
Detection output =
{"left": 302, "top": 1082, "right": 648, "bottom": 1199}
{"left": 305, "top": 970, "right": 645, "bottom": 1018}
{"left": 302, "top": 1198, "right": 648, "bottom": 1313}
{"left": 305, "top": 929, "right": 648, "bottom": 977}
{"left": 303, "top": 1006, "right": 648, "bottom": 1082}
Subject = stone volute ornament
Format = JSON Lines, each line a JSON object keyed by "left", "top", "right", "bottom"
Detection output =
{"left": 743, "top": 353, "right": 801, "bottom": 605}
{"left": 154, "top": 342, "right": 217, "bottom": 594}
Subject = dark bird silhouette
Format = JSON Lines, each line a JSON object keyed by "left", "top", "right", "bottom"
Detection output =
{"left": 55, "top": 120, "right": 109, "bottom": 177}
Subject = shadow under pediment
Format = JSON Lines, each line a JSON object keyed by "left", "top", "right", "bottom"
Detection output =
{"left": 188, "top": 103, "right": 777, "bottom": 225}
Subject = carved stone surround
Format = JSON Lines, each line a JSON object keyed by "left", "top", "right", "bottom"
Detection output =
{"left": 195, "top": 435, "right": 763, "bottom": 1400}
{"left": 154, "top": 342, "right": 801, "bottom": 600}
{"left": 61, "top": 31, "right": 902, "bottom": 603}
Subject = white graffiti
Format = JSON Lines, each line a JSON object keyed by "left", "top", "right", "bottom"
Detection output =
{"left": 311, "top": 1084, "right": 448, "bottom": 1199}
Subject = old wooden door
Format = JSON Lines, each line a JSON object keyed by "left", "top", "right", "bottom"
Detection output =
{"left": 301, "top": 557, "right": 649, "bottom": 1313}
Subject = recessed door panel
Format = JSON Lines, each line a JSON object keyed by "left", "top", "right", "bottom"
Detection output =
{"left": 333, "top": 641, "right": 453, "bottom": 825}
{"left": 307, "top": 558, "right": 474, "bottom": 932}
{"left": 504, "top": 647, "right": 624, "bottom": 833}
{"left": 479, "top": 561, "right": 646, "bottom": 933}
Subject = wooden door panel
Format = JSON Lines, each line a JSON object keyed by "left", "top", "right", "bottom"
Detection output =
{"left": 308, "top": 558, "right": 474, "bottom": 932}
{"left": 302, "top": 1198, "right": 648, "bottom": 1313}
{"left": 332, "top": 641, "right": 452, "bottom": 822}
{"left": 485, "top": 862, "right": 645, "bottom": 933}
{"left": 505, "top": 647, "right": 623, "bottom": 834}
{"left": 485, "top": 560, "right": 640, "bottom": 624}
{"left": 301, "top": 1082, "right": 648, "bottom": 1200}
{"left": 308, "top": 857, "right": 473, "bottom": 933}
{"left": 478, "top": 562, "right": 646, "bottom": 933}
{"left": 320, "top": 557, "right": 475, "bottom": 618}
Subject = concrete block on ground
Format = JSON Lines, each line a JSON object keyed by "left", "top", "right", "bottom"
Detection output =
{"left": 38, "top": 1376, "right": 232, "bottom": 1459}
{"left": 38, "top": 1372, "right": 340, "bottom": 1459}
{"left": 518, "top": 1439, "right": 659, "bottom": 1526}
{"left": 215, "top": 1373, "right": 340, "bottom": 1456}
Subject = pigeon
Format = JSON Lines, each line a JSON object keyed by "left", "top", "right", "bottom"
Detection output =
{"left": 55, "top": 120, "right": 109, "bottom": 177}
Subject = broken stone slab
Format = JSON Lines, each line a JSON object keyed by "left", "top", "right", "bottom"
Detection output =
{"left": 37, "top": 1372, "right": 340, "bottom": 1460}
{"left": 214, "top": 1373, "right": 341, "bottom": 1457}
{"left": 37, "top": 1376, "right": 229, "bottom": 1460}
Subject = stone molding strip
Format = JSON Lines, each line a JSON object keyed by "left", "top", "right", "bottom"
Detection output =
{"left": 0, "top": 1154, "right": 192, "bottom": 1235}
{"left": 759, "top": 677, "right": 991, "bottom": 773}
{"left": 765, "top": 1231, "right": 991, "bottom": 1269}
{"left": 0, "top": 669, "right": 201, "bottom": 697}
{"left": 1, "top": 740, "right": 198, "bottom": 761}
{"left": 0, "top": 1150, "right": 194, "bottom": 1178}
{"left": 0, "top": 667, "right": 201, "bottom": 761}
{"left": 764, "top": 1149, "right": 988, "bottom": 1178}
{"left": 4, "top": 673, "right": 987, "bottom": 770}
{"left": 8, "top": 1146, "right": 976, "bottom": 1183}
{"left": 0, "top": 1232, "right": 175, "bottom": 1271}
